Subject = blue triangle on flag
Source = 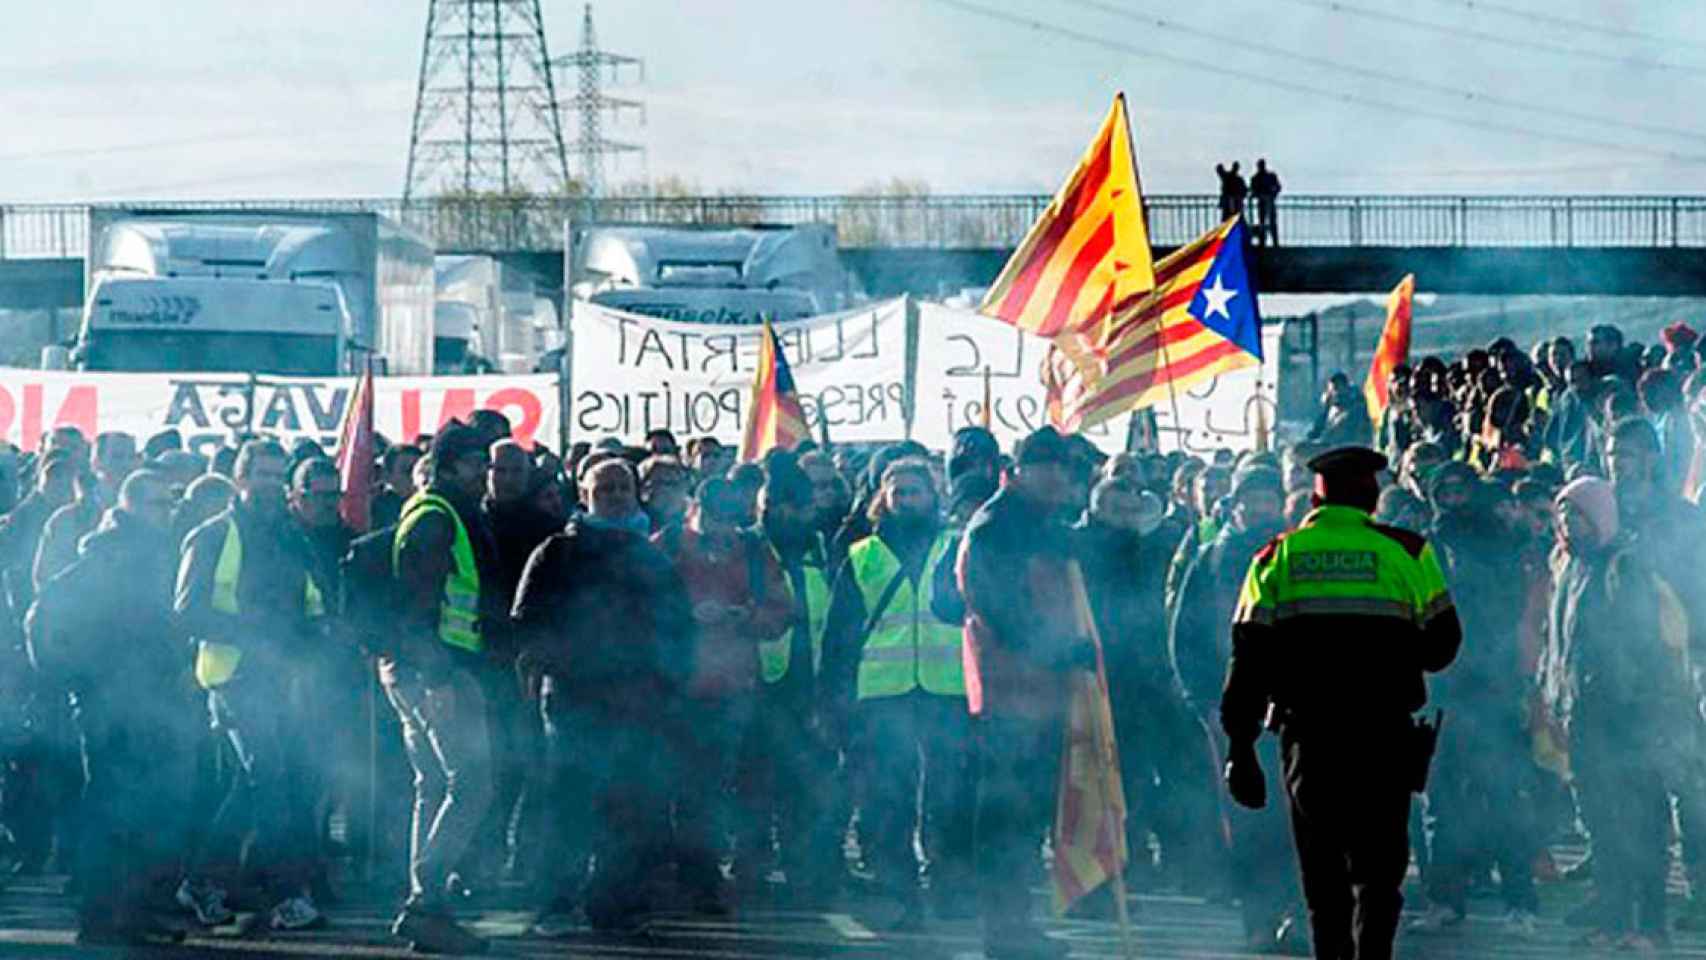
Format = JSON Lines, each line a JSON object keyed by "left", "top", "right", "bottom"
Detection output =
{"left": 1189, "top": 219, "right": 1263, "bottom": 360}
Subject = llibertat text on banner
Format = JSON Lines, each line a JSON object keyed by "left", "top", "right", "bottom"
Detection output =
{"left": 568, "top": 298, "right": 910, "bottom": 445}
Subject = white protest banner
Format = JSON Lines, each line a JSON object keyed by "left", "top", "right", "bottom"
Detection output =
{"left": 913, "top": 303, "right": 1131, "bottom": 453}
{"left": 0, "top": 370, "right": 562, "bottom": 457}
{"left": 1149, "top": 325, "right": 1282, "bottom": 455}
{"left": 569, "top": 298, "right": 910, "bottom": 445}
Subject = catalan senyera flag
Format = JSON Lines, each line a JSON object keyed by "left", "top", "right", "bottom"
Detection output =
{"left": 1364, "top": 274, "right": 1415, "bottom": 422}
{"left": 1057, "top": 216, "right": 1262, "bottom": 430}
{"left": 740, "top": 318, "right": 810, "bottom": 461}
{"left": 980, "top": 94, "right": 1155, "bottom": 340}
{"left": 1054, "top": 565, "right": 1128, "bottom": 914}
{"left": 335, "top": 361, "right": 376, "bottom": 533}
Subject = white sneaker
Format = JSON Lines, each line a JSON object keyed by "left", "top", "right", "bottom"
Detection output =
{"left": 1406, "top": 902, "right": 1465, "bottom": 933}
{"left": 531, "top": 911, "right": 579, "bottom": 938}
{"left": 1503, "top": 909, "right": 1539, "bottom": 938}
{"left": 270, "top": 895, "right": 324, "bottom": 931}
{"left": 174, "top": 878, "right": 234, "bottom": 927}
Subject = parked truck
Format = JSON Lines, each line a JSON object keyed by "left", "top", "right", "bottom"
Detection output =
{"left": 68, "top": 207, "right": 435, "bottom": 375}
{"left": 566, "top": 222, "right": 857, "bottom": 324}
{"left": 435, "top": 254, "right": 558, "bottom": 373}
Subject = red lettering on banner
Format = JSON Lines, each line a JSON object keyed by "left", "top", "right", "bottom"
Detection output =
{"left": 22, "top": 385, "right": 41, "bottom": 452}
{"left": 436, "top": 389, "right": 475, "bottom": 429}
{"left": 0, "top": 388, "right": 13, "bottom": 449}
{"left": 56, "top": 387, "right": 98, "bottom": 443}
{"left": 18, "top": 384, "right": 100, "bottom": 452}
{"left": 401, "top": 390, "right": 421, "bottom": 444}
{"left": 483, "top": 388, "right": 542, "bottom": 448}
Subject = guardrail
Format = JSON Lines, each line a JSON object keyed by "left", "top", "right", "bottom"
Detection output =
{"left": 5, "top": 195, "right": 1706, "bottom": 258}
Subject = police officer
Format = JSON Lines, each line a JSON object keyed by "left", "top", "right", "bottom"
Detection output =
{"left": 1221, "top": 447, "right": 1461, "bottom": 960}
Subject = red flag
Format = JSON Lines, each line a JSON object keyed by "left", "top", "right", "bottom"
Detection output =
{"left": 1364, "top": 274, "right": 1415, "bottom": 422}
{"left": 336, "top": 362, "right": 376, "bottom": 532}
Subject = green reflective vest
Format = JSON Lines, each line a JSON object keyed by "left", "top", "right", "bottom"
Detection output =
{"left": 195, "top": 517, "right": 326, "bottom": 689}
{"left": 850, "top": 532, "right": 965, "bottom": 700}
{"left": 760, "top": 544, "right": 830, "bottom": 685}
{"left": 1233, "top": 504, "right": 1454, "bottom": 628}
{"left": 393, "top": 492, "right": 483, "bottom": 654}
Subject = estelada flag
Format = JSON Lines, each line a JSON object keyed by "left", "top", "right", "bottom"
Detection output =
{"left": 740, "top": 318, "right": 810, "bottom": 461}
{"left": 1053, "top": 565, "right": 1128, "bottom": 914}
{"left": 335, "top": 360, "right": 376, "bottom": 532}
{"left": 1364, "top": 274, "right": 1415, "bottom": 422}
{"left": 1055, "top": 217, "right": 1262, "bottom": 430}
{"left": 980, "top": 94, "right": 1155, "bottom": 340}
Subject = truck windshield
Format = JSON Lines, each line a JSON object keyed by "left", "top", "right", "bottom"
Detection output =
{"left": 83, "top": 331, "right": 339, "bottom": 376}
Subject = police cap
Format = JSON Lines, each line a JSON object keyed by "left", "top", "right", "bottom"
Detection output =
{"left": 1306, "top": 446, "right": 1386, "bottom": 507}
{"left": 1305, "top": 446, "right": 1387, "bottom": 482}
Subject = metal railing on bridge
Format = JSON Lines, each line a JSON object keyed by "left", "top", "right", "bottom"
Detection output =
{"left": 5, "top": 195, "right": 1706, "bottom": 258}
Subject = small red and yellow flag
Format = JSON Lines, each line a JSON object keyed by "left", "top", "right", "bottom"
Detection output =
{"left": 740, "top": 318, "right": 810, "bottom": 462}
{"left": 1364, "top": 274, "right": 1415, "bottom": 422}
{"left": 1053, "top": 566, "right": 1129, "bottom": 915}
{"left": 980, "top": 94, "right": 1155, "bottom": 340}
{"left": 335, "top": 360, "right": 376, "bottom": 532}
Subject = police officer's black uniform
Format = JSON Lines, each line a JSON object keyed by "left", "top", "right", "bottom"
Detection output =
{"left": 1220, "top": 447, "right": 1462, "bottom": 960}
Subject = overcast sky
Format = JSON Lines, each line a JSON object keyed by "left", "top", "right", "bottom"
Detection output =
{"left": 3, "top": 0, "right": 1703, "bottom": 201}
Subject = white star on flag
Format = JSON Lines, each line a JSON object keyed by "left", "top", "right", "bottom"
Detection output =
{"left": 1201, "top": 274, "right": 1238, "bottom": 320}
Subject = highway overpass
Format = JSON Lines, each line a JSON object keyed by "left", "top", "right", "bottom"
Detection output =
{"left": 5, "top": 194, "right": 1706, "bottom": 312}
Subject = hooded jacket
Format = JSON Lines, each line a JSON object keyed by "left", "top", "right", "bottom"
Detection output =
{"left": 1169, "top": 520, "right": 1278, "bottom": 716}
{"left": 1542, "top": 536, "right": 1693, "bottom": 757}
{"left": 29, "top": 508, "right": 184, "bottom": 715}
{"left": 1429, "top": 505, "right": 1529, "bottom": 712}
{"left": 957, "top": 485, "right": 1080, "bottom": 719}
{"left": 1075, "top": 516, "right": 1173, "bottom": 706}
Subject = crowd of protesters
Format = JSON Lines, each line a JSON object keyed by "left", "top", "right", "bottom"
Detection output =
{"left": 0, "top": 317, "right": 1703, "bottom": 955}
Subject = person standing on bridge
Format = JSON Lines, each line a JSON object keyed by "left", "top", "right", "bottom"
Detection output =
{"left": 1250, "top": 160, "right": 1282, "bottom": 246}
{"left": 1222, "top": 447, "right": 1461, "bottom": 960}
{"left": 1217, "top": 163, "right": 1248, "bottom": 221}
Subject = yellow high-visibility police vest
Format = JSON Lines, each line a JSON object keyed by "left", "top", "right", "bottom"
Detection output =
{"left": 392, "top": 492, "right": 483, "bottom": 654}
{"left": 849, "top": 532, "right": 965, "bottom": 700}
{"left": 194, "top": 517, "right": 326, "bottom": 689}
{"left": 759, "top": 544, "right": 829, "bottom": 685}
{"left": 1234, "top": 504, "right": 1454, "bottom": 629}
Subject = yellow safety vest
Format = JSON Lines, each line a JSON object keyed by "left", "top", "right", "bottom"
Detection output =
{"left": 194, "top": 517, "right": 326, "bottom": 689}
{"left": 850, "top": 533, "right": 965, "bottom": 700}
{"left": 760, "top": 544, "right": 830, "bottom": 685}
{"left": 392, "top": 492, "right": 483, "bottom": 654}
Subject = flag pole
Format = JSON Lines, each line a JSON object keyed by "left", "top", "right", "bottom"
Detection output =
{"left": 1067, "top": 565, "right": 1135, "bottom": 960}
{"left": 981, "top": 366, "right": 994, "bottom": 430}
{"left": 1255, "top": 365, "right": 1271, "bottom": 454}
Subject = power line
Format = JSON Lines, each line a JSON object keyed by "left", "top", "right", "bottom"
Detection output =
{"left": 84, "top": 160, "right": 394, "bottom": 199}
{"left": 1065, "top": 0, "right": 1706, "bottom": 146}
{"left": 0, "top": 126, "right": 378, "bottom": 163}
{"left": 1415, "top": 0, "right": 1706, "bottom": 56}
{"left": 1271, "top": 0, "right": 1706, "bottom": 78}
{"left": 926, "top": 0, "right": 1706, "bottom": 167}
